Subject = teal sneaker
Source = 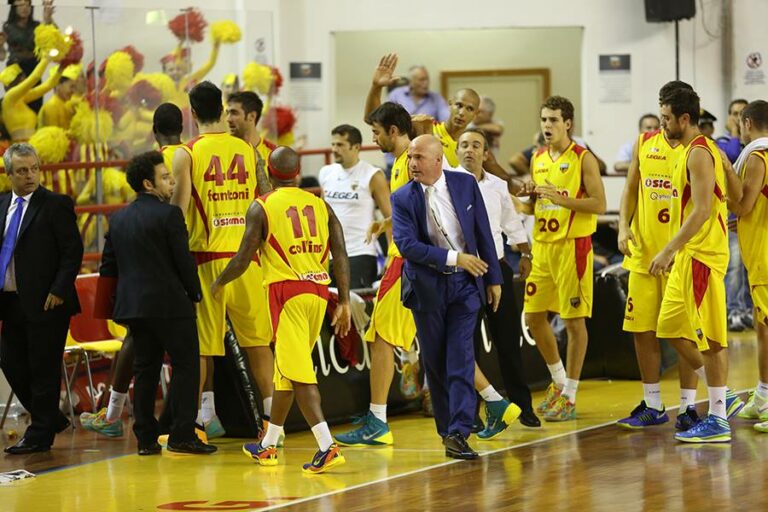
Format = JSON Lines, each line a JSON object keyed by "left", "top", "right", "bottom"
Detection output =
{"left": 204, "top": 416, "right": 226, "bottom": 439}
{"left": 675, "top": 415, "right": 731, "bottom": 443}
{"left": 334, "top": 411, "right": 393, "bottom": 446}
{"left": 477, "top": 399, "right": 522, "bottom": 440}
{"left": 81, "top": 408, "right": 124, "bottom": 437}
{"left": 725, "top": 389, "right": 745, "bottom": 419}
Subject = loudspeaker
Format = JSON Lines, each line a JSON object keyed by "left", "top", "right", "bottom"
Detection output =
{"left": 645, "top": 0, "right": 696, "bottom": 22}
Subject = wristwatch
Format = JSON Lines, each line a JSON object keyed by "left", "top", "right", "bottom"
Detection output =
{"left": 520, "top": 253, "right": 533, "bottom": 261}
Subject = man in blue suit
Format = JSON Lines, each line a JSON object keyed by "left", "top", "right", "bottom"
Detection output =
{"left": 392, "top": 135, "right": 502, "bottom": 459}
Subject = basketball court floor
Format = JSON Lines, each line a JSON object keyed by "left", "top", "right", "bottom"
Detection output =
{"left": 2, "top": 332, "right": 766, "bottom": 511}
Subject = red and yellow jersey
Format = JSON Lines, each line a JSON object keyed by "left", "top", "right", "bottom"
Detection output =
{"left": 623, "top": 129, "right": 684, "bottom": 274}
{"left": 739, "top": 150, "right": 768, "bottom": 285}
{"left": 254, "top": 137, "right": 276, "bottom": 163}
{"left": 256, "top": 187, "right": 331, "bottom": 286}
{"left": 161, "top": 143, "right": 185, "bottom": 174}
{"left": 670, "top": 135, "right": 729, "bottom": 274}
{"left": 433, "top": 122, "right": 458, "bottom": 168}
{"left": 531, "top": 141, "right": 597, "bottom": 243}
{"left": 388, "top": 150, "right": 410, "bottom": 258}
{"left": 183, "top": 132, "right": 258, "bottom": 253}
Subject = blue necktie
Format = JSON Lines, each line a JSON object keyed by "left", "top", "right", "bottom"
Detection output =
{"left": 0, "top": 197, "right": 25, "bottom": 289}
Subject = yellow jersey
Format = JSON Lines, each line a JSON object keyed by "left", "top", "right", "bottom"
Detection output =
{"left": 738, "top": 150, "right": 768, "bottom": 285}
{"left": 669, "top": 135, "right": 729, "bottom": 273}
{"left": 161, "top": 143, "right": 185, "bottom": 173}
{"left": 183, "top": 132, "right": 258, "bottom": 253}
{"left": 531, "top": 141, "right": 597, "bottom": 243}
{"left": 623, "top": 129, "right": 684, "bottom": 274}
{"left": 256, "top": 187, "right": 331, "bottom": 286}
{"left": 388, "top": 150, "right": 410, "bottom": 258}
{"left": 433, "top": 122, "right": 458, "bottom": 168}
{"left": 38, "top": 93, "right": 73, "bottom": 129}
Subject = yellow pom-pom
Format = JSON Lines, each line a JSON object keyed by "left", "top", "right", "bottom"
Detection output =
{"left": 34, "top": 24, "right": 71, "bottom": 62}
{"left": 243, "top": 62, "right": 273, "bottom": 96}
{"left": 134, "top": 72, "right": 176, "bottom": 103}
{"left": 0, "top": 64, "right": 22, "bottom": 87}
{"left": 29, "top": 127, "right": 70, "bottom": 164}
{"left": 105, "top": 51, "right": 135, "bottom": 94}
{"left": 69, "top": 102, "right": 114, "bottom": 145}
{"left": 62, "top": 63, "right": 83, "bottom": 81}
{"left": 211, "top": 20, "right": 241, "bottom": 44}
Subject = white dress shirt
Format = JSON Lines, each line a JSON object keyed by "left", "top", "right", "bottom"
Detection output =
{"left": 455, "top": 166, "right": 528, "bottom": 259}
{"left": 3, "top": 190, "right": 33, "bottom": 291}
{"left": 420, "top": 171, "right": 466, "bottom": 266}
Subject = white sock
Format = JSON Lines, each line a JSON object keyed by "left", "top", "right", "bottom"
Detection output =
{"left": 547, "top": 361, "right": 567, "bottom": 388}
{"left": 261, "top": 422, "right": 284, "bottom": 447}
{"left": 263, "top": 397, "right": 272, "bottom": 418}
{"left": 201, "top": 391, "right": 216, "bottom": 422}
{"left": 757, "top": 381, "right": 768, "bottom": 400}
{"left": 196, "top": 410, "right": 204, "bottom": 425}
{"left": 311, "top": 421, "right": 334, "bottom": 452}
{"left": 369, "top": 403, "right": 387, "bottom": 423}
{"left": 562, "top": 379, "right": 579, "bottom": 403}
{"left": 642, "top": 383, "right": 662, "bottom": 411}
{"left": 105, "top": 390, "right": 127, "bottom": 422}
{"left": 709, "top": 386, "right": 727, "bottom": 419}
{"left": 679, "top": 388, "right": 697, "bottom": 414}
{"left": 694, "top": 366, "right": 708, "bottom": 386}
{"left": 479, "top": 385, "right": 503, "bottom": 403}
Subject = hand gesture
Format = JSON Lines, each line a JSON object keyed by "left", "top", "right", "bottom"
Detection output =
{"left": 411, "top": 114, "right": 435, "bottom": 136}
{"left": 457, "top": 253, "right": 488, "bottom": 277}
{"left": 516, "top": 181, "right": 536, "bottom": 197}
{"left": 365, "top": 218, "right": 388, "bottom": 244}
{"left": 43, "top": 0, "right": 55, "bottom": 24}
{"left": 331, "top": 303, "right": 351, "bottom": 338}
{"left": 534, "top": 179, "right": 565, "bottom": 205}
{"left": 648, "top": 248, "right": 674, "bottom": 276}
{"left": 617, "top": 225, "right": 637, "bottom": 257}
{"left": 210, "top": 281, "right": 224, "bottom": 301}
{"left": 372, "top": 53, "right": 400, "bottom": 88}
{"left": 486, "top": 284, "right": 502, "bottom": 312}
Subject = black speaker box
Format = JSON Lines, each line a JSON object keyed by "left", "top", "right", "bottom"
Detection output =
{"left": 645, "top": 0, "right": 696, "bottom": 22}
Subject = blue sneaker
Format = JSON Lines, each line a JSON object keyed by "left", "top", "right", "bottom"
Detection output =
{"left": 242, "top": 442, "right": 278, "bottom": 466}
{"left": 675, "top": 406, "right": 700, "bottom": 431}
{"left": 334, "top": 411, "right": 393, "bottom": 446}
{"left": 204, "top": 416, "right": 226, "bottom": 439}
{"left": 674, "top": 414, "right": 731, "bottom": 443}
{"left": 616, "top": 400, "right": 669, "bottom": 429}
{"left": 725, "top": 390, "right": 745, "bottom": 419}
{"left": 477, "top": 399, "right": 521, "bottom": 440}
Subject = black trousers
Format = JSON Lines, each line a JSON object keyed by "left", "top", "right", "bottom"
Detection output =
{"left": 330, "top": 254, "right": 378, "bottom": 290}
{"left": 0, "top": 292, "right": 69, "bottom": 446}
{"left": 474, "top": 260, "right": 533, "bottom": 412}
{"left": 127, "top": 317, "right": 200, "bottom": 447}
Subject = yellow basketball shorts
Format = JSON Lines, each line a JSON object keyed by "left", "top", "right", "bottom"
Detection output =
{"left": 657, "top": 251, "right": 727, "bottom": 351}
{"left": 523, "top": 237, "right": 593, "bottom": 319}
{"left": 623, "top": 271, "right": 668, "bottom": 333}
{"left": 363, "top": 256, "right": 416, "bottom": 350}
{"left": 752, "top": 285, "right": 768, "bottom": 326}
{"left": 195, "top": 254, "right": 272, "bottom": 357}
{"left": 269, "top": 281, "right": 329, "bottom": 391}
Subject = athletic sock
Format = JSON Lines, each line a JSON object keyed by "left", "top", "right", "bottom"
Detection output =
{"left": 679, "top": 388, "right": 697, "bottom": 414}
{"left": 311, "top": 421, "right": 334, "bottom": 452}
{"left": 369, "top": 403, "right": 387, "bottom": 423}
{"left": 479, "top": 385, "right": 503, "bottom": 403}
{"left": 642, "top": 383, "right": 662, "bottom": 411}
{"left": 263, "top": 397, "right": 272, "bottom": 419}
{"left": 261, "top": 422, "right": 284, "bottom": 448}
{"left": 201, "top": 391, "right": 216, "bottom": 423}
{"left": 757, "top": 381, "right": 768, "bottom": 400}
{"left": 694, "top": 366, "right": 708, "bottom": 386}
{"left": 105, "top": 390, "right": 128, "bottom": 422}
{"left": 196, "top": 410, "right": 205, "bottom": 425}
{"left": 562, "top": 379, "right": 579, "bottom": 403}
{"left": 547, "top": 361, "right": 567, "bottom": 389}
{"left": 709, "top": 386, "right": 727, "bottom": 419}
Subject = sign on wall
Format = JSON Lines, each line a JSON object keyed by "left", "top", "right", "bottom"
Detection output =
{"left": 598, "top": 54, "right": 631, "bottom": 103}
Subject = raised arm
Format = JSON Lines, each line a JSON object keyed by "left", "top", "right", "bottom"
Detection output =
{"left": 327, "top": 202, "right": 351, "bottom": 336}
{"left": 364, "top": 53, "right": 398, "bottom": 121}
{"left": 618, "top": 138, "right": 641, "bottom": 256}
{"left": 729, "top": 153, "right": 765, "bottom": 217}
{"left": 24, "top": 64, "right": 62, "bottom": 103}
{"left": 254, "top": 147, "right": 272, "bottom": 195}
{"left": 3, "top": 58, "right": 49, "bottom": 107}
{"left": 170, "top": 147, "right": 192, "bottom": 211}
{"left": 183, "top": 41, "right": 220, "bottom": 88}
{"left": 211, "top": 200, "right": 267, "bottom": 296}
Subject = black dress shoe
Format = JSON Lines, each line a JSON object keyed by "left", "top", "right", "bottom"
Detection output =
{"left": 4, "top": 437, "right": 51, "bottom": 455}
{"left": 519, "top": 409, "right": 541, "bottom": 428}
{"left": 443, "top": 433, "right": 478, "bottom": 460}
{"left": 56, "top": 417, "right": 72, "bottom": 434}
{"left": 138, "top": 442, "right": 162, "bottom": 456}
{"left": 167, "top": 438, "right": 218, "bottom": 455}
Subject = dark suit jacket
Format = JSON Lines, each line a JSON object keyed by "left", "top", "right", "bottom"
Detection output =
{"left": 100, "top": 193, "right": 202, "bottom": 321}
{"left": 0, "top": 186, "right": 83, "bottom": 321}
{"left": 391, "top": 170, "right": 502, "bottom": 312}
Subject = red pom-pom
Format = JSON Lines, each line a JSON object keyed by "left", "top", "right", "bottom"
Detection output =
{"left": 274, "top": 106, "right": 296, "bottom": 136}
{"left": 120, "top": 45, "right": 144, "bottom": 73}
{"left": 127, "top": 80, "right": 162, "bottom": 110}
{"left": 270, "top": 66, "right": 283, "bottom": 94}
{"left": 59, "top": 31, "right": 83, "bottom": 69}
{"left": 168, "top": 8, "right": 207, "bottom": 43}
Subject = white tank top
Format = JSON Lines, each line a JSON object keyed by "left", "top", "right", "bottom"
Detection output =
{"left": 318, "top": 159, "right": 380, "bottom": 257}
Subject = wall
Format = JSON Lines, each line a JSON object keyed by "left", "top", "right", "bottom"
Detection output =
{"left": 732, "top": 0, "right": 768, "bottom": 103}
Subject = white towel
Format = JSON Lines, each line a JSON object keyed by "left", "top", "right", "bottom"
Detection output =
{"left": 734, "top": 137, "right": 768, "bottom": 176}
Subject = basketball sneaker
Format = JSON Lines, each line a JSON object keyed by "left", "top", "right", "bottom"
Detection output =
{"left": 737, "top": 390, "right": 768, "bottom": 420}
{"left": 477, "top": 399, "right": 522, "bottom": 440}
{"left": 725, "top": 389, "right": 745, "bottom": 419}
{"left": 204, "top": 416, "right": 226, "bottom": 439}
{"left": 675, "top": 406, "right": 700, "bottom": 431}
{"left": 543, "top": 395, "right": 576, "bottom": 422}
{"left": 334, "top": 411, "right": 393, "bottom": 446}
{"left": 242, "top": 442, "right": 278, "bottom": 466}
{"left": 753, "top": 420, "right": 768, "bottom": 433}
{"left": 303, "top": 443, "right": 345, "bottom": 474}
{"left": 536, "top": 383, "right": 562, "bottom": 414}
{"left": 616, "top": 401, "right": 669, "bottom": 429}
{"left": 80, "top": 408, "right": 123, "bottom": 437}
{"left": 674, "top": 414, "right": 731, "bottom": 443}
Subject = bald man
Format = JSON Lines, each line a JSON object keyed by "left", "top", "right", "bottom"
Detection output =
{"left": 213, "top": 147, "right": 352, "bottom": 473}
{"left": 391, "top": 135, "right": 502, "bottom": 460}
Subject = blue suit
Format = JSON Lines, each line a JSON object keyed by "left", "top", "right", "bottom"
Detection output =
{"left": 392, "top": 170, "right": 502, "bottom": 437}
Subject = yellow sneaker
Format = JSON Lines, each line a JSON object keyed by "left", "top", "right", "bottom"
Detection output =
{"left": 536, "top": 383, "right": 562, "bottom": 414}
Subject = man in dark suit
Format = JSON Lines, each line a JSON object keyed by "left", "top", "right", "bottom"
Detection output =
{"left": 100, "top": 151, "right": 215, "bottom": 455}
{"left": 0, "top": 143, "right": 83, "bottom": 454}
{"left": 392, "top": 135, "right": 502, "bottom": 460}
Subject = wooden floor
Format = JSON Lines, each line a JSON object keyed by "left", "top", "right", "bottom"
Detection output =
{"left": 2, "top": 332, "right": 766, "bottom": 511}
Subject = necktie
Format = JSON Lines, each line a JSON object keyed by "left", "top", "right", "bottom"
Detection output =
{"left": 425, "top": 185, "right": 456, "bottom": 251}
{"left": 0, "top": 197, "right": 25, "bottom": 288}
